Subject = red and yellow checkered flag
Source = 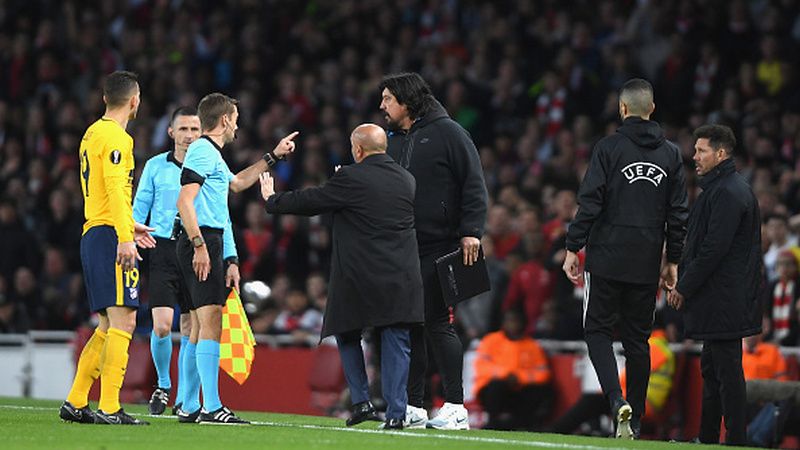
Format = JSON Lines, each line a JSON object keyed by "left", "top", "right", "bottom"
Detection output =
{"left": 220, "top": 289, "right": 256, "bottom": 385}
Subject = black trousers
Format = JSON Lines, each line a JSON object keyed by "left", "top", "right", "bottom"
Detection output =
{"left": 477, "top": 379, "right": 553, "bottom": 430}
{"left": 699, "top": 339, "right": 747, "bottom": 446}
{"left": 583, "top": 272, "right": 656, "bottom": 419}
{"left": 408, "top": 252, "right": 464, "bottom": 407}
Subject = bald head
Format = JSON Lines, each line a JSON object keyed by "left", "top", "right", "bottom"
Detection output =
{"left": 619, "top": 78, "right": 655, "bottom": 119}
{"left": 350, "top": 123, "right": 387, "bottom": 163}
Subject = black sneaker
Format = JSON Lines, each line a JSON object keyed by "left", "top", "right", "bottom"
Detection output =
{"left": 199, "top": 406, "right": 249, "bottom": 424}
{"left": 177, "top": 407, "right": 201, "bottom": 423}
{"left": 172, "top": 401, "right": 183, "bottom": 416}
{"left": 94, "top": 408, "right": 149, "bottom": 425}
{"left": 148, "top": 387, "right": 169, "bottom": 415}
{"left": 59, "top": 401, "right": 95, "bottom": 424}
{"left": 380, "top": 418, "right": 404, "bottom": 430}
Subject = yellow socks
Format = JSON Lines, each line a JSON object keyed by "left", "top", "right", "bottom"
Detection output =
{"left": 98, "top": 328, "right": 131, "bottom": 414}
{"left": 66, "top": 328, "right": 107, "bottom": 408}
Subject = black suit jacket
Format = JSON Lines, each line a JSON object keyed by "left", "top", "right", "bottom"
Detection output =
{"left": 265, "top": 153, "right": 424, "bottom": 337}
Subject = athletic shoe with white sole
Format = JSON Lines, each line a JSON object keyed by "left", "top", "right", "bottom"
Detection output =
{"left": 177, "top": 407, "right": 201, "bottom": 423}
{"left": 614, "top": 399, "right": 634, "bottom": 439}
{"left": 94, "top": 408, "right": 149, "bottom": 425}
{"left": 425, "top": 402, "right": 469, "bottom": 430}
{"left": 59, "top": 401, "right": 96, "bottom": 424}
{"left": 403, "top": 405, "right": 428, "bottom": 429}
{"left": 148, "top": 387, "right": 169, "bottom": 415}
{"left": 199, "top": 406, "right": 249, "bottom": 424}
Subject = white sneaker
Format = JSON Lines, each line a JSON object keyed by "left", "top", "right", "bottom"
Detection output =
{"left": 425, "top": 402, "right": 469, "bottom": 430}
{"left": 615, "top": 402, "right": 633, "bottom": 439}
{"left": 403, "top": 405, "right": 428, "bottom": 429}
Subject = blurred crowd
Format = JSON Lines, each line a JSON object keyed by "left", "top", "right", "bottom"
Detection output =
{"left": 1, "top": 0, "right": 800, "bottom": 349}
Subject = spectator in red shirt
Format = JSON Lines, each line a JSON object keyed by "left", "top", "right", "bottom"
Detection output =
{"left": 542, "top": 189, "right": 576, "bottom": 252}
{"left": 487, "top": 204, "right": 520, "bottom": 261}
{"left": 502, "top": 233, "right": 554, "bottom": 336}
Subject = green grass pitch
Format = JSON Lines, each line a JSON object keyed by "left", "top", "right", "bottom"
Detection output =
{"left": 0, "top": 397, "right": 750, "bottom": 449}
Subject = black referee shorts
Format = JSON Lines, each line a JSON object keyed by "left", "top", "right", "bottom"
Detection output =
{"left": 176, "top": 227, "right": 226, "bottom": 310}
{"left": 148, "top": 237, "right": 192, "bottom": 312}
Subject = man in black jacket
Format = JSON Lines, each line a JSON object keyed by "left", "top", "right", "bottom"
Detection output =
{"left": 260, "top": 124, "right": 424, "bottom": 430}
{"left": 379, "top": 72, "right": 488, "bottom": 430}
{"left": 668, "top": 124, "right": 762, "bottom": 446}
{"left": 563, "top": 78, "right": 688, "bottom": 439}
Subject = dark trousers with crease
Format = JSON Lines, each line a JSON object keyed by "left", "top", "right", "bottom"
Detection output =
{"left": 408, "top": 252, "right": 464, "bottom": 407}
{"left": 582, "top": 272, "right": 656, "bottom": 418}
{"left": 698, "top": 339, "right": 747, "bottom": 446}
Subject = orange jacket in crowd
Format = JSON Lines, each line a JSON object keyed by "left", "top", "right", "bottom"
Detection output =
{"left": 620, "top": 329, "right": 675, "bottom": 420}
{"left": 473, "top": 330, "right": 551, "bottom": 397}
{"left": 743, "top": 341, "right": 789, "bottom": 381}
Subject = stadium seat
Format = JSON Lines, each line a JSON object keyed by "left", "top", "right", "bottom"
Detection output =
{"left": 307, "top": 344, "right": 345, "bottom": 414}
{"left": 785, "top": 355, "right": 799, "bottom": 381}
{"left": 642, "top": 352, "right": 688, "bottom": 440}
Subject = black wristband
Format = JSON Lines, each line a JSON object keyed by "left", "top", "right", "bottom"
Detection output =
{"left": 225, "top": 256, "right": 239, "bottom": 267}
{"left": 262, "top": 151, "right": 282, "bottom": 167}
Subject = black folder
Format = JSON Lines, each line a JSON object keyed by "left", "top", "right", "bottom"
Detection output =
{"left": 434, "top": 246, "right": 491, "bottom": 307}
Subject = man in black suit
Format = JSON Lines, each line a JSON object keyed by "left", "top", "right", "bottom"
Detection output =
{"left": 259, "top": 123, "right": 424, "bottom": 430}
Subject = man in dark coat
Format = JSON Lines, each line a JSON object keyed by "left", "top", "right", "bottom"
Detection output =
{"left": 668, "top": 124, "right": 762, "bottom": 446}
{"left": 563, "top": 78, "right": 688, "bottom": 439}
{"left": 259, "top": 123, "right": 424, "bottom": 430}
{"left": 380, "top": 72, "right": 488, "bottom": 430}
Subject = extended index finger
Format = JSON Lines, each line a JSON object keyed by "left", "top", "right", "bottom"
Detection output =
{"left": 284, "top": 131, "right": 300, "bottom": 142}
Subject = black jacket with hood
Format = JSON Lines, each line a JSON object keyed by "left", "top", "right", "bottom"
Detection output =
{"left": 386, "top": 101, "right": 488, "bottom": 257}
{"left": 566, "top": 117, "right": 689, "bottom": 284}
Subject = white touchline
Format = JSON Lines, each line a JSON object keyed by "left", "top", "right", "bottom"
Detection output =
{"left": 1, "top": 404, "right": 610, "bottom": 450}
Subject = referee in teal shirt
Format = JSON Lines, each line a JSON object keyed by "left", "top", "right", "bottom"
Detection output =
{"left": 132, "top": 106, "right": 237, "bottom": 416}
{"left": 176, "top": 92, "right": 298, "bottom": 424}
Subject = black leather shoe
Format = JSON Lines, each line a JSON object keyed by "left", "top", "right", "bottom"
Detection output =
{"left": 346, "top": 401, "right": 380, "bottom": 427}
{"left": 382, "top": 418, "right": 404, "bottom": 430}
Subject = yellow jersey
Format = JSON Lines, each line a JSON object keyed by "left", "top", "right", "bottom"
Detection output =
{"left": 79, "top": 117, "right": 135, "bottom": 242}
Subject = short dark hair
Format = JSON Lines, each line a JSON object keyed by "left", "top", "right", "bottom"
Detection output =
{"left": 619, "top": 78, "right": 654, "bottom": 117}
{"left": 693, "top": 124, "right": 737, "bottom": 155}
{"left": 171, "top": 106, "right": 198, "bottom": 125}
{"left": 103, "top": 71, "right": 139, "bottom": 108}
{"left": 197, "top": 93, "right": 238, "bottom": 131}
{"left": 379, "top": 72, "right": 436, "bottom": 120}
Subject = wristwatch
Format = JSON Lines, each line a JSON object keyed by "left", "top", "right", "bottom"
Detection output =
{"left": 190, "top": 235, "right": 205, "bottom": 248}
{"left": 262, "top": 150, "right": 283, "bottom": 167}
